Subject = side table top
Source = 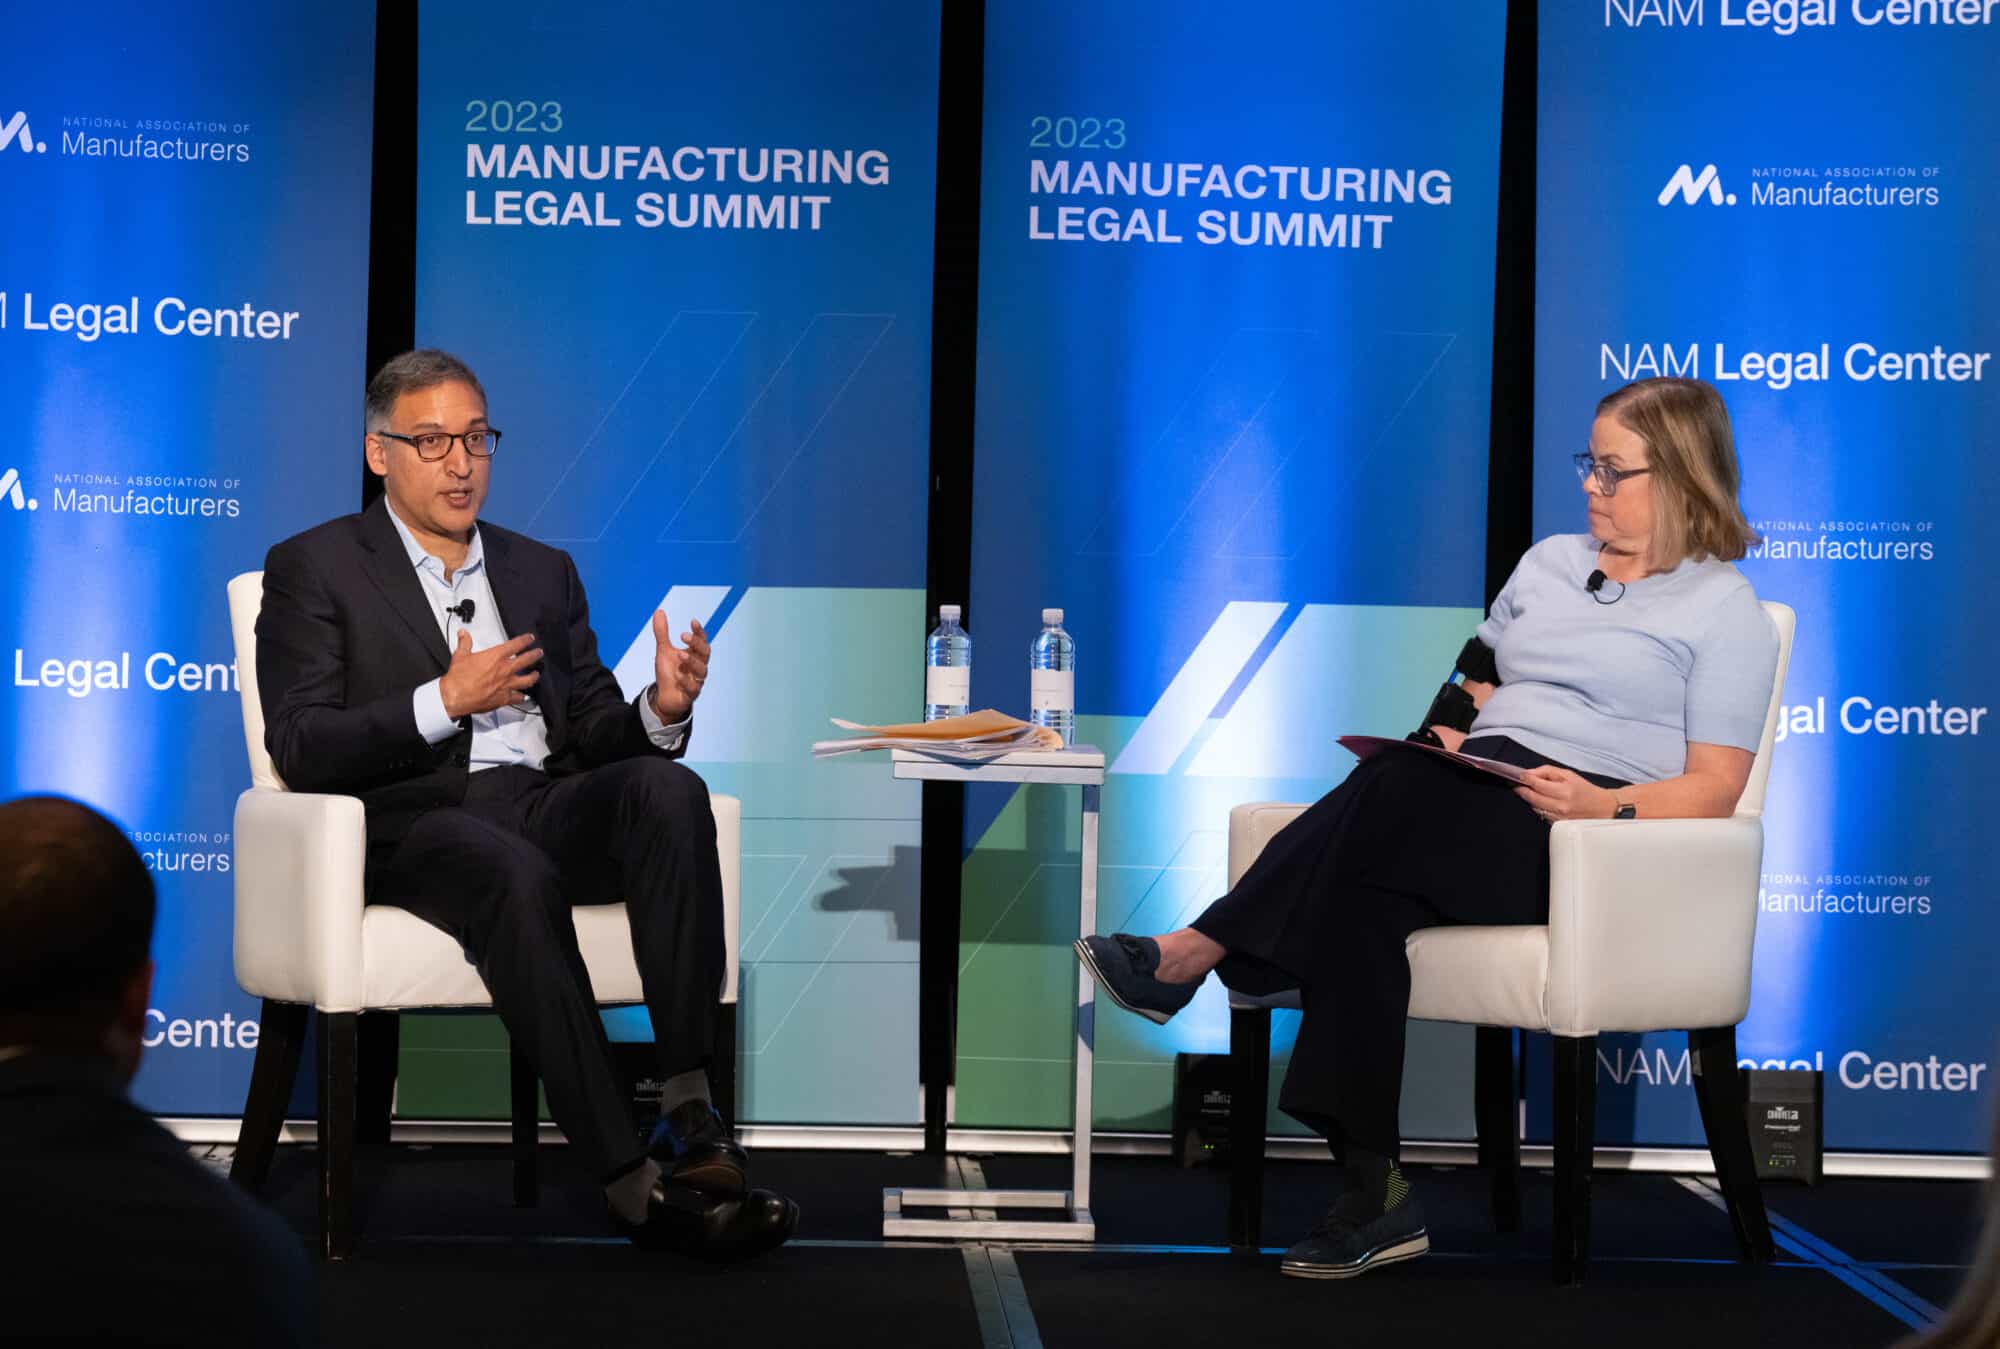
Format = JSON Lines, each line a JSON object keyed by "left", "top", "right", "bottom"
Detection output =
{"left": 890, "top": 744, "right": 1106, "bottom": 784}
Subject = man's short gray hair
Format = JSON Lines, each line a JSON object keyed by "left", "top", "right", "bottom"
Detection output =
{"left": 364, "top": 349, "right": 488, "bottom": 432}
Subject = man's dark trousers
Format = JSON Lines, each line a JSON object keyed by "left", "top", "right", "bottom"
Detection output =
{"left": 376, "top": 757, "right": 723, "bottom": 1178}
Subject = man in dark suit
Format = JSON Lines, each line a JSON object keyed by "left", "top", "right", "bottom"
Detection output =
{"left": 0, "top": 796, "right": 316, "bottom": 1347}
{"left": 256, "top": 348, "right": 794, "bottom": 1256}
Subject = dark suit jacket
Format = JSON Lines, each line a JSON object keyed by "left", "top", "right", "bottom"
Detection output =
{"left": 256, "top": 498, "right": 686, "bottom": 864}
{"left": 0, "top": 1052, "right": 315, "bottom": 1347}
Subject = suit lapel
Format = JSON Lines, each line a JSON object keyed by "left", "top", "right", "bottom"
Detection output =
{"left": 479, "top": 525, "right": 524, "bottom": 638}
{"left": 357, "top": 500, "right": 453, "bottom": 673}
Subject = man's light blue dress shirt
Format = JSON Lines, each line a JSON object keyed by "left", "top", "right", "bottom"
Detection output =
{"left": 385, "top": 506, "right": 689, "bottom": 771}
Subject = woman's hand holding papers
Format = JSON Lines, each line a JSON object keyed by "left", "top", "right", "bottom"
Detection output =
{"left": 1513, "top": 765, "right": 1615, "bottom": 823}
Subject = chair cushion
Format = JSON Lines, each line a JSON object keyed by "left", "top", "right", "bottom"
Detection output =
{"left": 572, "top": 905, "right": 646, "bottom": 1005}
{"left": 1405, "top": 926, "right": 1549, "bottom": 1029}
{"left": 359, "top": 903, "right": 646, "bottom": 1010}
{"left": 1226, "top": 984, "right": 1301, "bottom": 1012}
{"left": 359, "top": 907, "right": 489, "bottom": 1008}
{"left": 1224, "top": 924, "right": 1553, "bottom": 1032}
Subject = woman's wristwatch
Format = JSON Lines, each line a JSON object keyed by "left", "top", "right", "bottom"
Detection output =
{"left": 1612, "top": 797, "right": 1636, "bottom": 820}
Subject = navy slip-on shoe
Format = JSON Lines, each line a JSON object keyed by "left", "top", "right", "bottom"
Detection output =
{"left": 1074, "top": 934, "right": 1201, "bottom": 1025}
{"left": 1280, "top": 1199, "right": 1430, "bottom": 1280}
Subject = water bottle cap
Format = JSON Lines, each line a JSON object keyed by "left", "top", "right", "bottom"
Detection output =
{"left": 939, "top": 604, "right": 961, "bottom": 621}
{"left": 1042, "top": 608, "right": 1063, "bottom": 626}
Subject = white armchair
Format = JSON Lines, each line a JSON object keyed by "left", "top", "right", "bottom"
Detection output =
{"left": 222, "top": 571, "right": 743, "bottom": 1258}
{"left": 1223, "top": 601, "right": 1795, "bottom": 1283}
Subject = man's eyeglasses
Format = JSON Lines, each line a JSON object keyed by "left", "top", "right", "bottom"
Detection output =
{"left": 378, "top": 428, "right": 503, "bottom": 461}
{"left": 1573, "top": 451, "right": 1651, "bottom": 497}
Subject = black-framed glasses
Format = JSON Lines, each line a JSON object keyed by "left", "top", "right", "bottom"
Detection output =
{"left": 1574, "top": 451, "right": 1650, "bottom": 497}
{"left": 378, "top": 427, "right": 503, "bottom": 461}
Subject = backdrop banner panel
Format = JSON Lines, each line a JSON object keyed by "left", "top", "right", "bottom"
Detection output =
{"left": 1535, "top": 6, "right": 1998, "bottom": 1153}
{"left": 960, "top": 1, "right": 1506, "bottom": 1137}
{"left": 414, "top": 1, "right": 941, "bottom": 1125}
{"left": 0, "top": 6, "right": 376, "bottom": 1113}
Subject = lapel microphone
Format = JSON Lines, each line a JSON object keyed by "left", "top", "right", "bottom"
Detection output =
{"left": 1585, "top": 569, "right": 1626, "bottom": 605}
{"left": 446, "top": 599, "right": 476, "bottom": 623}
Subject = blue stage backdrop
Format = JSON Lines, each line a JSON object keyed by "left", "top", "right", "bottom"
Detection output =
{"left": 0, "top": 7, "right": 376, "bottom": 1113}
{"left": 415, "top": 1, "right": 941, "bottom": 1125}
{"left": 1536, "top": 6, "right": 1998, "bottom": 1153}
{"left": 958, "top": 1, "right": 1507, "bottom": 1136}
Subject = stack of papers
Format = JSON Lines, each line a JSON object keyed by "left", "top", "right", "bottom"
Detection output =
{"left": 812, "top": 709, "right": 1063, "bottom": 763}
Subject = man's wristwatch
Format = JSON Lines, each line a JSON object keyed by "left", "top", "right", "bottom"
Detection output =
{"left": 1612, "top": 798, "right": 1636, "bottom": 820}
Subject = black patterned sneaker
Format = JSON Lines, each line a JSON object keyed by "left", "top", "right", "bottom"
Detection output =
{"left": 1280, "top": 1196, "right": 1429, "bottom": 1280}
{"left": 1073, "top": 934, "right": 1201, "bottom": 1025}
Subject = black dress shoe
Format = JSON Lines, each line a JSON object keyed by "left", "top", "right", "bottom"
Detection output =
{"left": 648, "top": 1100, "right": 748, "bottom": 1197}
{"left": 618, "top": 1178, "right": 800, "bottom": 1262}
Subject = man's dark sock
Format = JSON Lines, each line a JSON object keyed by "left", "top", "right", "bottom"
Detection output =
{"left": 1339, "top": 1144, "right": 1410, "bottom": 1216}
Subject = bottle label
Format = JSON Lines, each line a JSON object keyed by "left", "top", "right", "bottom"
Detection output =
{"left": 1030, "top": 669, "right": 1074, "bottom": 713}
{"left": 926, "top": 665, "right": 970, "bottom": 706}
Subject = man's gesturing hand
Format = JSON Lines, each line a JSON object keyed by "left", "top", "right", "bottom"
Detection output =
{"left": 439, "top": 630, "right": 542, "bottom": 720}
{"left": 650, "top": 611, "right": 710, "bottom": 723}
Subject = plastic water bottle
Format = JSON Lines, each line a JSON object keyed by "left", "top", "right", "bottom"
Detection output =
{"left": 1029, "top": 608, "right": 1075, "bottom": 746}
{"left": 925, "top": 604, "right": 971, "bottom": 721}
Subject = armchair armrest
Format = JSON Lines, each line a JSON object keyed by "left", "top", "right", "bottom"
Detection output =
{"left": 233, "top": 788, "right": 368, "bottom": 1012}
{"left": 1544, "top": 815, "right": 1764, "bottom": 1037}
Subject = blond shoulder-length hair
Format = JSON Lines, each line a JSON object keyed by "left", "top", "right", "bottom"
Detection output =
{"left": 1596, "top": 377, "right": 1760, "bottom": 568}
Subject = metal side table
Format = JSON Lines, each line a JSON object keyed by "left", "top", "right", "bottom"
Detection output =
{"left": 882, "top": 744, "right": 1105, "bottom": 1242}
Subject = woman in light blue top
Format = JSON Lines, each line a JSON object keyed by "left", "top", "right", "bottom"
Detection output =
{"left": 1079, "top": 377, "right": 1779, "bottom": 1280}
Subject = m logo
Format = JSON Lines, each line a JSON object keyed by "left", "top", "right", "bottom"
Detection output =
{"left": 1659, "top": 163, "right": 1735, "bottom": 206}
{"left": 0, "top": 111, "right": 47, "bottom": 155}
{"left": 0, "top": 467, "right": 38, "bottom": 512}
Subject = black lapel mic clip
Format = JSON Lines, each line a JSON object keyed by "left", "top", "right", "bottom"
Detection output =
{"left": 1585, "top": 569, "right": 1626, "bottom": 605}
{"left": 446, "top": 598, "right": 477, "bottom": 624}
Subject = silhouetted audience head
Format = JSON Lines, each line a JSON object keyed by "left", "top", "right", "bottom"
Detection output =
{"left": 0, "top": 796, "right": 155, "bottom": 1077}
{"left": 0, "top": 795, "right": 315, "bottom": 1347}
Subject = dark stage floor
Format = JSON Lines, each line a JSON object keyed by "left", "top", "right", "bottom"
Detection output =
{"left": 222, "top": 1142, "right": 1981, "bottom": 1348}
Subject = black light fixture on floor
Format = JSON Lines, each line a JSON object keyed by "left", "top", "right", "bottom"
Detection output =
{"left": 1172, "top": 1053, "right": 1238, "bottom": 1168}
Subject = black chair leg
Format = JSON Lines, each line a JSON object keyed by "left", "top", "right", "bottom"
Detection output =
{"left": 356, "top": 1011, "right": 400, "bottom": 1147}
{"left": 1690, "top": 1025, "right": 1776, "bottom": 1263}
{"left": 510, "top": 1038, "right": 540, "bottom": 1208}
{"left": 318, "top": 1011, "right": 358, "bottom": 1260}
{"left": 1474, "top": 1026, "right": 1521, "bottom": 1233}
{"left": 712, "top": 1000, "right": 739, "bottom": 1131}
{"left": 1551, "top": 1033, "right": 1597, "bottom": 1285}
{"left": 231, "top": 999, "right": 308, "bottom": 1194}
{"left": 1227, "top": 1005, "right": 1272, "bottom": 1250}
